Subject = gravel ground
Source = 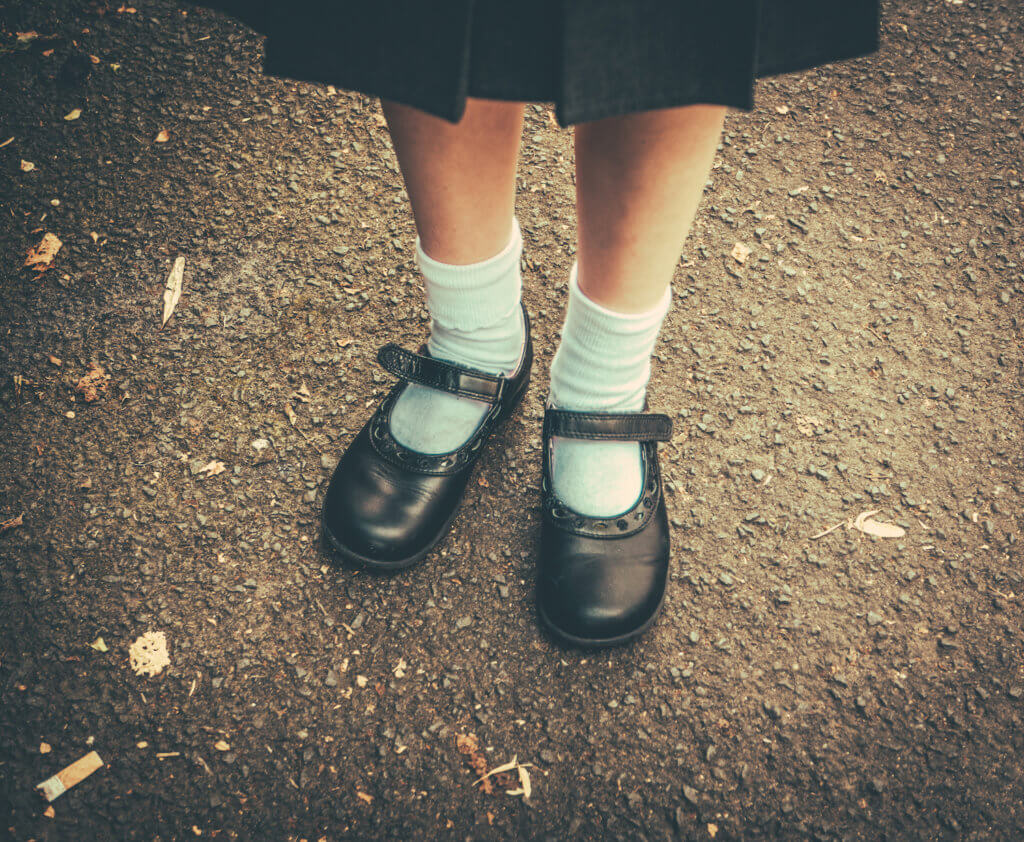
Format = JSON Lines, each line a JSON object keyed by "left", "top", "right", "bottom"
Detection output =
{"left": 1, "top": 1, "right": 1022, "bottom": 839}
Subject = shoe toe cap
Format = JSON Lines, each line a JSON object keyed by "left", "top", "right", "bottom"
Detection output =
{"left": 538, "top": 544, "right": 667, "bottom": 644}
{"left": 322, "top": 430, "right": 458, "bottom": 566}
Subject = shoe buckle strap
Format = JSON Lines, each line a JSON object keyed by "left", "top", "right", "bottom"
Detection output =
{"left": 377, "top": 344, "right": 505, "bottom": 403}
{"left": 544, "top": 409, "right": 673, "bottom": 442}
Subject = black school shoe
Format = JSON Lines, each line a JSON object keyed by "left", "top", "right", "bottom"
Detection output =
{"left": 537, "top": 408, "right": 673, "bottom": 647}
{"left": 322, "top": 306, "right": 532, "bottom": 572}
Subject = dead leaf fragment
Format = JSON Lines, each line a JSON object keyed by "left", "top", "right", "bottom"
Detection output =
{"left": 214, "top": 740, "right": 230, "bottom": 752}
{"left": 90, "top": 637, "right": 109, "bottom": 652}
{"left": 20, "top": 160, "right": 35, "bottom": 172}
{"left": 24, "top": 233, "right": 63, "bottom": 271}
{"left": 474, "top": 756, "right": 535, "bottom": 800}
{"left": 283, "top": 403, "right": 298, "bottom": 425}
{"left": 456, "top": 733, "right": 494, "bottom": 793}
{"left": 64, "top": 108, "right": 82, "bottom": 121}
{"left": 43, "top": 806, "right": 55, "bottom": 818}
{"left": 793, "top": 414, "right": 822, "bottom": 437}
{"left": 128, "top": 631, "right": 170, "bottom": 677}
{"left": 162, "top": 256, "right": 185, "bottom": 327}
{"left": 40, "top": 742, "right": 51, "bottom": 754}
{"left": 198, "top": 460, "right": 226, "bottom": 478}
{"left": 774, "top": 105, "right": 790, "bottom": 115}
{"left": 1, "top": 513, "right": 24, "bottom": 535}
{"left": 509, "top": 763, "right": 532, "bottom": 799}
{"left": 155, "top": 129, "right": 170, "bottom": 143}
{"left": 16, "top": 31, "right": 40, "bottom": 43}
{"left": 356, "top": 791, "right": 373, "bottom": 804}
{"left": 853, "top": 509, "right": 906, "bottom": 539}
{"left": 74, "top": 364, "right": 110, "bottom": 402}
{"left": 48, "top": 354, "right": 62, "bottom": 366}
{"left": 731, "top": 242, "right": 751, "bottom": 264}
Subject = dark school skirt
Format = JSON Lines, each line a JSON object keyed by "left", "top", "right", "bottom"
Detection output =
{"left": 197, "top": 0, "right": 881, "bottom": 127}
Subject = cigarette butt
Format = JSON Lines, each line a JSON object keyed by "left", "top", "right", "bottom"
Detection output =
{"left": 36, "top": 751, "right": 103, "bottom": 802}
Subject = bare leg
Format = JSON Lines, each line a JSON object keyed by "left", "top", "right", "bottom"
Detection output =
{"left": 574, "top": 104, "right": 726, "bottom": 311}
{"left": 381, "top": 98, "right": 525, "bottom": 263}
{"left": 548, "top": 104, "right": 726, "bottom": 517}
{"left": 380, "top": 98, "right": 528, "bottom": 454}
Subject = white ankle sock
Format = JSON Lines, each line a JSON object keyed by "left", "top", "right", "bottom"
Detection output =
{"left": 389, "top": 219, "right": 526, "bottom": 454}
{"left": 548, "top": 261, "right": 672, "bottom": 517}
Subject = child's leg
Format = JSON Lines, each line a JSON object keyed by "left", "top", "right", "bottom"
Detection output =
{"left": 549, "top": 104, "right": 726, "bottom": 516}
{"left": 380, "top": 99, "right": 527, "bottom": 453}
{"left": 381, "top": 99, "right": 524, "bottom": 263}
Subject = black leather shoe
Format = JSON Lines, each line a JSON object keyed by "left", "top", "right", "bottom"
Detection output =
{"left": 537, "top": 408, "right": 673, "bottom": 647}
{"left": 322, "top": 307, "right": 532, "bottom": 571}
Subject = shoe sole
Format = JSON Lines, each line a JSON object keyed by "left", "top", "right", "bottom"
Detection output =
{"left": 322, "top": 374, "right": 531, "bottom": 573}
{"left": 536, "top": 587, "right": 667, "bottom": 648}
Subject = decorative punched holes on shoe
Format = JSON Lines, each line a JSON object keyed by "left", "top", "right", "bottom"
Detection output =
{"left": 368, "top": 345, "right": 509, "bottom": 476}
{"left": 542, "top": 410, "right": 672, "bottom": 539}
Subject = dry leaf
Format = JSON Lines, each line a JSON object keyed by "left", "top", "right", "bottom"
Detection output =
{"left": 162, "top": 256, "right": 185, "bottom": 327}
{"left": 1, "top": 513, "right": 24, "bottom": 535}
{"left": 214, "top": 740, "right": 230, "bottom": 751}
{"left": 356, "top": 791, "right": 373, "bottom": 804}
{"left": 48, "top": 354, "right": 62, "bottom": 366}
{"left": 516, "top": 766, "right": 532, "bottom": 798}
{"left": 43, "top": 806, "right": 55, "bottom": 818}
{"left": 731, "top": 242, "right": 751, "bottom": 264}
{"left": 793, "top": 414, "right": 821, "bottom": 437}
{"left": 89, "top": 54, "right": 100, "bottom": 64}
{"left": 474, "top": 757, "right": 520, "bottom": 786}
{"left": 117, "top": 5, "right": 137, "bottom": 12}
{"left": 456, "top": 733, "right": 494, "bottom": 793}
{"left": 74, "top": 364, "right": 110, "bottom": 402}
{"left": 774, "top": 105, "right": 790, "bottom": 115}
{"left": 155, "top": 129, "right": 170, "bottom": 143}
{"left": 20, "top": 160, "right": 35, "bottom": 172}
{"left": 16, "top": 31, "right": 40, "bottom": 43}
{"left": 128, "top": 631, "right": 170, "bottom": 677}
{"left": 64, "top": 108, "right": 82, "bottom": 121}
{"left": 853, "top": 509, "right": 906, "bottom": 538}
{"left": 24, "top": 233, "right": 62, "bottom": 271}
{"left": 198, "top": 460, "right": 226, "bottom": 478}
{"left": 90, "top": 637, "right": 108, "bottom": 652}
{"left": 283, "top": 403, "right": 297, "bottom": 425}
{"left": 40, "top": 742, "right": 51, "bottom": 754}
{"left": 475, "top": 755, "right": 534, "bottom": 799}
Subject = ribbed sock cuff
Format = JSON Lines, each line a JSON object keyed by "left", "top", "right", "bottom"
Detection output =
{"left": 415, "top": 218, "right": 523, "bottom": 331}
{"left": 549, "top": 261, "right": 672, "bottom": 411}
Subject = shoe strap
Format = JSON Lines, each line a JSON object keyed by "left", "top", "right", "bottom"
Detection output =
{"left": 544, "top": 409, "right": 673, "bottom": 442}
{"left": 377, "top": 344, "right": 505, "bottom": 403}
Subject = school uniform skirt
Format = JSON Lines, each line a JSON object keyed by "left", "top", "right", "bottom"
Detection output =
{"left": 199, "top": 0, "right": 881, "bottom": 126}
